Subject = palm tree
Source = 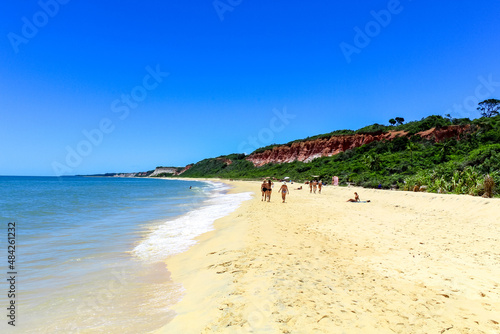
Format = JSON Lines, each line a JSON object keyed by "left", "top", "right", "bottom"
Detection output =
{"left": 435, "top": 141, "right": 453, "bottom": 163}
{"left": 406, "top": 142, "right": 417, "bottom": 165}
{"left": 363, "top": 154, "right": 381, "bottom": 170}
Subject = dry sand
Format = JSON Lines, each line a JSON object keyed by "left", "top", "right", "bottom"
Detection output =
{"left": 156, "top": 180, "right": 500, "bottom": 333}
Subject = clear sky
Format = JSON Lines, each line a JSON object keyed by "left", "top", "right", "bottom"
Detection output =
{"left": 1, "top": 0, "right": 499, "bottom": 176}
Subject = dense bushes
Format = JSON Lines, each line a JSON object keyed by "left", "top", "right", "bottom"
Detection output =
{"left": 401, "top": 167, "right": 499, "bottom": 197}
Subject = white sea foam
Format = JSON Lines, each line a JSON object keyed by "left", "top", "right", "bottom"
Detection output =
{"left": 132, "top": 181, "right": 253, "bottom": 263}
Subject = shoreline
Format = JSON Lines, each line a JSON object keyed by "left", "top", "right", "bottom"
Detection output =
{"left": 156, "top": 180, "right": 500, "bottom": 333}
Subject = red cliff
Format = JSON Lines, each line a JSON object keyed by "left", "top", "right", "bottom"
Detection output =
{"left": 246, "top": 125, "right": 471, "bottom": 167}
{"left": 176, "top": 164, "right": 193, "bottom": 175}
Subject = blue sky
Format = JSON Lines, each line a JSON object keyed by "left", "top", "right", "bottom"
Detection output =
{"left": 1, "top": 0, "right": 499, "bottom": 176}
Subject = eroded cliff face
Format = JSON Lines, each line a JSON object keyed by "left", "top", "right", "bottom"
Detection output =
{"left": 149, "top": 167, "right": 179, "bottom": 177}
{"left": 246, "top": 125, "right": 471, "bottom": 167}
{"left": 149, "top": 165, "right": 193, "bottom": 176}
{"left": 417, "top": 125, "right": 470, "bottom": 142}
{"left": 177, "top": 164, "right": 193, "bottom": 175}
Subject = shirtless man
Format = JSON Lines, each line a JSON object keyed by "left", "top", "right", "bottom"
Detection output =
{"left": 278, "top": 182, "right": 289, "bottom": 203}
{"left": 318, "top": 180, "right": 322, "bottom": 194}
{"left": 309, "top": 181, "right": 313, "bottom": 193}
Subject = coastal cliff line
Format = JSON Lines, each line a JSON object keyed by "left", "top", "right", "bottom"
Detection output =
{"left": 149, "top": 165, "right": 193, "bottom": 177}
{"left": 246, "top": 125, "right": 471, "bottom": 167}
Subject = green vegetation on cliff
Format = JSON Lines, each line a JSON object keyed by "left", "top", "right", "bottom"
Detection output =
{"left": 180, "top": 115, "right": 500, "bottom": 197}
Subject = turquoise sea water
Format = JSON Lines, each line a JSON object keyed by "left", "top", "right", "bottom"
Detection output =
{"left": 0, "top": 176, "right": 252, "bottom": 333}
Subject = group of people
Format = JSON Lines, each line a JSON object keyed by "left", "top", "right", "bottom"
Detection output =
{"left": 261, "top": 179, "right": 368, "bottom": 204}
{"left": 261, "top": 180, "right": 289, "bottom": 203}
{"left": 261, "top": 178, "right": 326, "bottom": 203}
{"left": 308, "top": 180, "right": 323, "bottom": 194}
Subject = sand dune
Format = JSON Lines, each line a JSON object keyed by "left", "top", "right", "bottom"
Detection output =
{"left": 156, "top": 181, "right": 500, "bottom": 333}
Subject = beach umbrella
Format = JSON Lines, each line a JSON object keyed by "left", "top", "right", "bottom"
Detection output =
{"left": 283, "top": 177, "right": 290, "bottom": 180}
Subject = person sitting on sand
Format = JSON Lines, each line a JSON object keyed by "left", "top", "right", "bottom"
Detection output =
{"left": 295, "top": 186, "right": 302, "bottom": 190}
{"left": 266, "top": 180, "right": 273, "bottom": 202}
{"left": 346, "top": 192, "right": 360, "bottom": 202}
{"left": 278, "top": 182, "right": 289, "bottom": 203}
{"left": 261, "top": 180, "right": 268, "bottom": 201}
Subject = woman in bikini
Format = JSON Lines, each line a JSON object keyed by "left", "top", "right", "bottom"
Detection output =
{"left": 261, "top": 180, "right": 268, "bottom": 201}
{"left": 278, "top": 182, "right": 289, "bottom": 203}
{"left": 346, "top": 192, "right": 360, "bottom": 202}
{"left": 266, "top": 180, "right": 273, "bottom": 202}
{"left": 312, "top": 180, "right": 318, "bottom": 194}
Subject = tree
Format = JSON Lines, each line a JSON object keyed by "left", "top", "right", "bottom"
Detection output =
{"left": 362, "top": 154, "right": 381, "bottom": 170}
{"left": 389, "top": 118, "right": 396, "bottom": 126}
{"left": 435, "top": 140, "right": 454, "bottom": 163}
{"left": 395, "top": 117, "right": 405, "bottom": 125}
{"left": 406, "top": 141, "right": 417, "bottom": 165}
{"left": 477, "top": 99, "right": 500, "bottom": 118}
{"left": 444, "top": 113, "right": 454, "bottom": 124}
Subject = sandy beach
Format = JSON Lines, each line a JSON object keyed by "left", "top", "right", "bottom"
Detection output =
{"left": 156, "top": 180, "right": 500, "bottom": 334}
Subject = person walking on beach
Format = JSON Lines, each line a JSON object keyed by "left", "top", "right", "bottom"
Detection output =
{"left": 278, "top": 182, "right": 289, "bottom": 203}
{"left": 266, "top": 180, "right": 273, "bottom": 202}
{"left": 346, "top": 192, "right": 360, "bottom": 202}
{"left": 309, "top": 181, "right": 313, "bottom": 193}
{"left": 261, "top": 180, "right": 268, "bottom": 201}
{"left": 312, "top": 180, "right": 318, "bottom": 194}
{"left": 318, "top": 180, "right": 323, "bottom": 194}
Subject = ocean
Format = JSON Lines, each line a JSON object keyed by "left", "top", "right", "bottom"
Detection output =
{"left": 0, "top": 176, "right": 252, "bottom": 333}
